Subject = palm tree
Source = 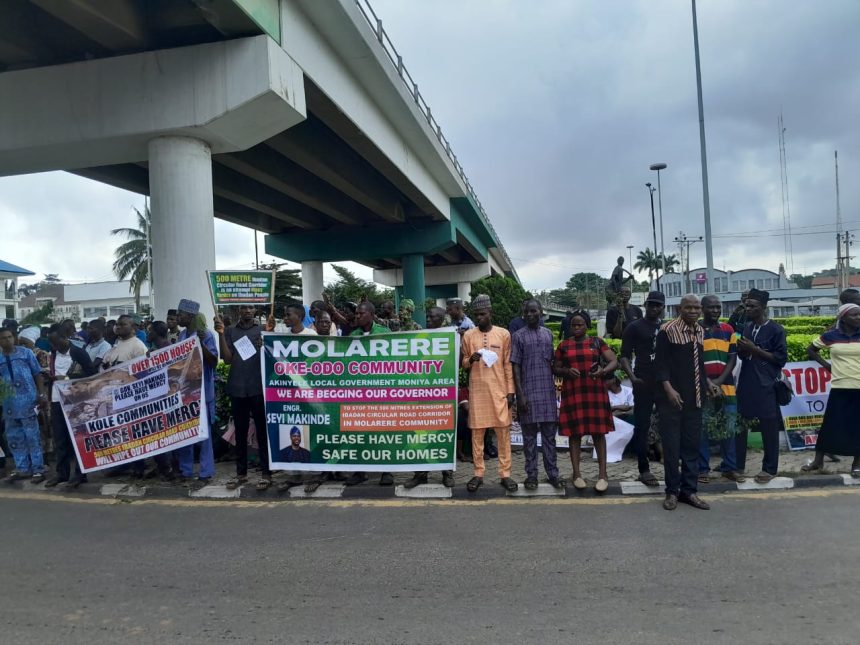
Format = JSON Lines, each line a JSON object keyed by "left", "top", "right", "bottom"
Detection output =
{"left": 661, "top": 253, "right": 681, "bottom": 273}
{"left": 634, "top": 248, "right": 660, "bottom": 281}
{"left": 111, "top": 205, "right": 151, "bottom": 311}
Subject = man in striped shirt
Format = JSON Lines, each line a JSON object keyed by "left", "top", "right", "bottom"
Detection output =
{"left": 699, "top": 295, "right": 744, "bottom": 483}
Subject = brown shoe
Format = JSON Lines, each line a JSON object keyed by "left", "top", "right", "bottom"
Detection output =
{"left": 722, "top": 471, "right": 746, "bottom": 483}
{"left": 662, "top": 493, "right": 678, "bottom": 511}
{"left": 754, "top": 472, "right": 774, "bottom": 484}
{"left": 679, "top": 493, "right": 711, "bottom": 510}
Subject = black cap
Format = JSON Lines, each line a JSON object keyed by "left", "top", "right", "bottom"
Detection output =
{"left": 644, "top": 291, "right": 665, "bottom": 304}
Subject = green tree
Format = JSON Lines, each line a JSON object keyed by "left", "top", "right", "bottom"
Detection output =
{"left": 111, "top": 206, "right": 150, "bottom": 311}
{"left": 634, "top": 248, "right": 659, "bottom": 281}
{"left": 324, "top": 265, "right": 393, "bottom": 307}
{"left": 544, "top": 287, "right": 578, "bottom": 308}
{"left": 21, "top": 301, "right": 53, "bottom": 325}
{"left": 662, "top": 253, "right": 680, "bottom": 273}
{"left": 561, "top": 272, "right": 608, "bottom": 310}
{"left": 790, "top": 273, "right": 813, "bottom": 289}
{"left": 469, "top": 275, "right": 530, "bottom": 329}
{"left": 257, "top": 262, "right": 303, "bottom": 313}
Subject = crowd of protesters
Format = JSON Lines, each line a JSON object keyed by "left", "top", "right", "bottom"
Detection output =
{"left": 2, "top": 284, "right": 859, "bottom": 511}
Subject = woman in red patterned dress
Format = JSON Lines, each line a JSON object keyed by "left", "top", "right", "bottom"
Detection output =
{"left": 553, "top": 310, "right": 618, "bottom": 492}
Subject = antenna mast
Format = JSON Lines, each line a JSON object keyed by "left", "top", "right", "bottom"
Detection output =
{"left": 778, "top": 113, "right": 794, "bottom": 273}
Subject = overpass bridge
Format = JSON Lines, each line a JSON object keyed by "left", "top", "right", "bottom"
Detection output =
{"left": 0, "top": 0, "right": 517, "bottom": 324}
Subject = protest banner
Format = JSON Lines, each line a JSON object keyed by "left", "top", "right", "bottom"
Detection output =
{"left": 779, "top": 360, "right": 832, "bottom": 450}
{"left": 207, "top": 270, "right": 275, "bottom": 306}
{"left": 262, "top": 329, "right": 458, "bottom": 472}
{"left": 54, "top": 337, "right": 208, "bottom": 472}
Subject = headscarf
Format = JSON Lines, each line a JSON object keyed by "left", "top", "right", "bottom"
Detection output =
{"left": 400, "top": 298, "right": 415, "bottom": 313}
{"left": 837, "top": 303, "right": 860, "bottom": 319}
{"left": 18, "top": 326, "right": 41, "bottom": 344}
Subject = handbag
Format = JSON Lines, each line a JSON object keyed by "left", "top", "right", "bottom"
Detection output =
{"left": 774, "top": 372, "right": 793, "bottom": 406}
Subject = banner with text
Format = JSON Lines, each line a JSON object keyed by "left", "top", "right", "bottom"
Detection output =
{"left": 779, "top": 361, "right": 832, "bottom": 451}
{"left": 207, "top": 270, "right": 275, "bottom": 306}
{"left": 54, "top": 337, "right": 209, "bottom": 472}
{"left": 262, "top": 329, "right": 458, "bottom": 472}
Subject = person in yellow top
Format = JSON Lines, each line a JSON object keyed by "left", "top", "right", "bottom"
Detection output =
{"left": 461, "top": 294, "right": 517, "bottom": 493}
{"left": 804, "top": 303, "right": 860, "bottom": 477}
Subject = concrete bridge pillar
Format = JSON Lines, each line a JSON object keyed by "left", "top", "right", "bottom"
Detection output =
{"left": 402, "top": 254, "right": 426, "bottom": 326}
{"left": 457, "top": 281, "right": 471, "bottom": 303}
{"left": 301, "top": 261, "right": 325, "bottom": 307}
{"left": 148, "top": 136, "right": 216, "bottom": 323}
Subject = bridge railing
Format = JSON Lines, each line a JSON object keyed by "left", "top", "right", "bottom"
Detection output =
{"left": 354, "top": 0, "right": 514, "bottom": 273}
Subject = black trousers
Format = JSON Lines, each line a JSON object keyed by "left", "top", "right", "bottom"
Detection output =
{"left": 232, "top": 394, "right": 271, "bottom": 477}
{"left": 736, "top": 416, "right": 782, "bottom": 476}
{"left": 51, "top": 402, "right": 82, "bottom": 481}
{"left": 632, "top": 381, "right": 657, "bottom": 473}
{"left": 658, "top": 402, "right": 702, "bottom": 496}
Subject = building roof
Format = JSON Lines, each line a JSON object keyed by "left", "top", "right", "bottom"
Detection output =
{"left": 0, "top": 259, "right": 35, "bottom": 277}
{"left": 811, "top": 275, "right": 860, "bottom": 288}
{"left": 18, "top": 284, "right": 65, "bottom": 308}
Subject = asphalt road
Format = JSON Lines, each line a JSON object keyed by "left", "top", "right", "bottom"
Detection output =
{"left": 1, "top": 489, "right": 858, "bottom": 645}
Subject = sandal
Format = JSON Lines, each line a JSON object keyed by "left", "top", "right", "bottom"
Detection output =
{"left": 638, "top": 472, "right": 659, "bottom": 487}
{"left": 225, "top": 476, "right": 248, "bottom": 490}
{"left": 466, "top": 476, "right": 483, "bottom": 492}
{"left": 256, "top": 478, "right": 272, "bottom": 491}
{"left": 304, "top": 480, "right": 322, "bottom": 494}
{"left": 800, "top": 463, "right": 823, "bottom": 473}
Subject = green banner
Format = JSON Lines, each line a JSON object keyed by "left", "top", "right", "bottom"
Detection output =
{"left": 262, "top": 330, "right": 458, "bottom": 471}
{"left": 207, "top": 270, "right": 275, "bottom": 306}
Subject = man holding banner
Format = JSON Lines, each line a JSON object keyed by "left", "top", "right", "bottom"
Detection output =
{"left": 175, "top": 299, "right": 218, "bottom": 484}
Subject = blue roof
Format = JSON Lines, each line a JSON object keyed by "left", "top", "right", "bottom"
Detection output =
{"left": 0, "top": 259, "right": 35, "bottom": 276}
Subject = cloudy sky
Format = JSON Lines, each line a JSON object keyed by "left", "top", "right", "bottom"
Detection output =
{"left": 2, "top": 0, "right": 858, "bottom": 292}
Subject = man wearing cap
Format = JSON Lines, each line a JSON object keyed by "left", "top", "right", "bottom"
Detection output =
{"left": 446, "top": 298, "right": 474, "bottom": 334}
{"left": 619, "top": 291, "right": 665, "bottom": 487}
{"left": 175, "top": 299, "right": 219, "bottom": 484}
{"left": 736, "top": 289, "right": 787, "bottom": 484}
{"left": 461, "top": 294, "right": 518, "bottom": 492}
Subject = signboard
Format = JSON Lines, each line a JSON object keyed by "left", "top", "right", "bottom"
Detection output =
{"left": 779, "top": 361, "right": 832, "bottom": 450}
{"left": 207, "top": 270, "right": 275, "bottom": 306}
{"left": 54, "top": 338, "right": 208, "bottom": 472}
{"left": 262, "top": 329, "right": 458, "bottom": 471}
{"left": 695, "top": 272, "right": 707, "bottom": 284}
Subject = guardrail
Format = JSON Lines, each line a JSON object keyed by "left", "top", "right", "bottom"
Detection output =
{"left": 354, "top": 0, "right": 515, "bottom": 274}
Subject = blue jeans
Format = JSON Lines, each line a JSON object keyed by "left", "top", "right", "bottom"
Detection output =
{"left": 699, "top": 401, "right": 737, "bottom": 474}
{"left": 4, "top": 415, "right": 45, "bottom": 474}
{"left": 177, "top": 400, "right": 215, "bottom": 478}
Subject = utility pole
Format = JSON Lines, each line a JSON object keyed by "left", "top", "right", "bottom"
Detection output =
{"left": 844, "top": 231, "right": 854, "bottom": 289}
{"left": 692, "top": 0, "right": 715, "bottom": 293}
{"left": 674, "top": 232, "right": 703, "bottom": 293}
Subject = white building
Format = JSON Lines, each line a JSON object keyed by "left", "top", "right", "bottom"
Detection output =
{"left": 0, "top": 259, "right": 35, "bottom": 319}
{"left": 655, "top": 266, "right": 839, "bottom": 317}
{"left": 18, "top": 281, "right": 149, "bottom": 322}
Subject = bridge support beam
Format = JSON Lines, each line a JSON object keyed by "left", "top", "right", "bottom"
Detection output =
{"left": 301, "top": 261, "right": 324, "bottom": 307}
{"left": 458, "top": 281, "right": 471, "bottom": 302}
{"left": 401, "top": 254, "right": 426, "bottom": 327}
{"left": 149, "top": 136, "right": 216, "bottom": 322}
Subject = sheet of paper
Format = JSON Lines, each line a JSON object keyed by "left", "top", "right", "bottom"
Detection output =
{"left": 478, "top": 348, "right": 498, "bottom": 368}
{"left": 233, "top": 334, "right": 257, "bottom": 361}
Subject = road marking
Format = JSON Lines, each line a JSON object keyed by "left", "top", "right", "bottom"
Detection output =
{"left": 0, "top": 486, "right": 857, "bottom": 509}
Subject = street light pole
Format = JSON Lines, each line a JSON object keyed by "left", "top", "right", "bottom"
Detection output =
{"left": 650, "top": 163, "right": 668, "bottom": 280}
{"left": 692, "top": 0, "right": 715, "bottom": 293}
{"left": 626, "top": 244, "right": 634, "bottom": 274}
{"left": 646, "top": 183, "right": 660, "bottom": 289}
